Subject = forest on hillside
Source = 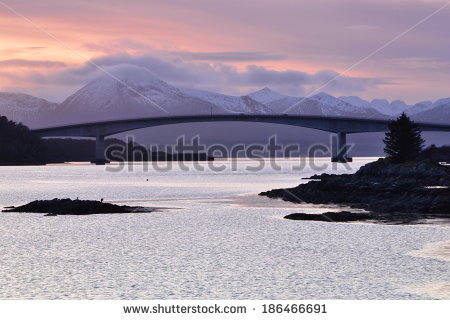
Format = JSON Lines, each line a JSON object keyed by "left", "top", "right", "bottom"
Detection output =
{"left": 0, "top": 116, "right": 45, "bottom": 164}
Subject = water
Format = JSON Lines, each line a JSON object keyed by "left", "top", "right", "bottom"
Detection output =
{"left": 0, "top": 158, "right": 448, "bottom": 299}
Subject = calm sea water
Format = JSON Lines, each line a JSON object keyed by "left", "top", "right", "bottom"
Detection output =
{"left": 0, "top": 158, "right": 448, "bottom": 299}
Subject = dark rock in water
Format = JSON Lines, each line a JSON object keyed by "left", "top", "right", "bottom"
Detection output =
{"left": 260, "top": 159, "right": 450, "bottom": 219}
{"left": 2, "top": 198, "right": 150, "bottom": 216}
{"left": 419, "top": 145, "right": 450, "bottom": 163}
{"left": 354, "top": 158, "right": 450, "bottom": 184}
{"left": 284, "top": 211, "right": 371, "bottom": 222}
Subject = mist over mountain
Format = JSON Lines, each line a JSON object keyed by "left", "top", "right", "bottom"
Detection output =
{"left": 0, "top": 64, "right": 449, "bottom": 156}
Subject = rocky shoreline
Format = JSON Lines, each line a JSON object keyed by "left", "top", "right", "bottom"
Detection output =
{"left": 284, "top": 211, "right": 372, "bottom": 222}
{"left": 1, "top": 198, "right": 151, "bottom": 216}
{"left": 260, "top": 159, "right": 450, "bottom": 224}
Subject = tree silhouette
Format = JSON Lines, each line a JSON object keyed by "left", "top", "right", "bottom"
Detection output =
{"left": 383, "top": 113, "right": 424, "bottom": 163}
{"left": 0, "top": 115, "right": 45, "bottom": 164}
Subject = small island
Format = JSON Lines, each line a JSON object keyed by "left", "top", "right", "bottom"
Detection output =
{"left": 1, "top": 198, "right": 151, "bottom": 216}
{"left": 260, "top": 114, "right": 450, "bottom": 224}
{"left": 284, "top": 211, "right": 372, "bottom": 222}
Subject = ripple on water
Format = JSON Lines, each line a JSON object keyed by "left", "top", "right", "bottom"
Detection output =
{"left": 408, "top": 240, "right": 450, "bottom": 262}
{"left": 0, "top": 160, "right": 449, "bottom": 299}
{"left": 404, "top": 282, "right": 450, "bottom": 300}
{"left": 403, "top": 240, "right": 450, "bottom": 299}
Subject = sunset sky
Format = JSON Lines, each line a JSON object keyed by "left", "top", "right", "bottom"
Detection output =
{"left": 0, "top": 0, "right": 449, "bottom": 103}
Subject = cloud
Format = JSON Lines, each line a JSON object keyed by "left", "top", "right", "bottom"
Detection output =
{"left": 384, "top": 57, "right": 450, "bottom": 70}
{"left": 0, "top": 59, "right": 67, "bottom": 68}
{"left": 172, "top": 51, "right": 286, "bottom": 62}
{"left": 1, "top": 47, "right": 47, "bottom": 55}
{"left": 0, "top": 0, "right": 447, "bottom": 102}
{"left": 81, "top": 40, "right": 153, "bottom": 54}
{"left": 2, "top": 53, "right": 385, "bottom": 99}
{"left": 238, "top": 65, "right": 310, "bottom": 86}
{"left": 81, "top": 40, "right": 286, "bottom": 62}
{"left": 311, "top": 70, "right": 385, "bottom": 93}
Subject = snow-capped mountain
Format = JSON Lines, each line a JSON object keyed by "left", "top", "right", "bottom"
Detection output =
{"left": 55, "top": 65, "right": 221, "bottom": 125}
{"left": 411, "top": 98, "right": 450, "bottom": 123}
{"left": 181, "top": 88, "right": 272, "bottom": 114}
{"left": 266, "top": 92, "right": 386, "bottom": 118}
{"left": 0, "top": 92, "right": 58, "bottom": 127}
{"left": 0, "top": 64, "right": 449, "bottom": 128}
{"left": 340, "top": 96, "right": 412, "bottom": 116}
{"left": 338, "top": 96, "right": 370, "bottom": 109}
{"left": 405, "top": 101, "right": 433, "bottom": 115}
{"left": 247, "top": 87, "right": 289, "bottom": 104}
{"left": 307, "top": 92, "right": 384, "bottom": 116}
{"left": 338, "top": 96, "right": 444, "bottom": 117}
{"left": 368, "top": 99, "right": 409, "bottom": 116}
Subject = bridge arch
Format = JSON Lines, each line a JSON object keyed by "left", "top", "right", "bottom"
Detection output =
{"left": 33, "top": 114, "right": 450, "bottom": 164}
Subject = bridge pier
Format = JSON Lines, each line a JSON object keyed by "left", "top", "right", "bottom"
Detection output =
{"left": 331, "top": 132, "right": 352, "bottom": 163}
{"left": 91, "top": 134, "right": 109, "bottom": 165}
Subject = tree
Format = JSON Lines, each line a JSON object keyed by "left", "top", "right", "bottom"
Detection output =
{"left": 0, "top": 115, "right": 45, "bottom": 164}
{"left": 383, "top": 113, "right": 424, "bottom": 163}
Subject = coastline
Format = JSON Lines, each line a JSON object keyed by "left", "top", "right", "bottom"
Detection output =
{"left": 259, "top": 159, "right": 450, "bottom": 224}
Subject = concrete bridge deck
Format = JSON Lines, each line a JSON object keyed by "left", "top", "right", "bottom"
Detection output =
{"left": 33, "top": 114, "right": 450, "bottom": 163}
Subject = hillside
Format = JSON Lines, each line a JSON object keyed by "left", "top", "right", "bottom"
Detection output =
{"left": 0, "top": 116, "right": 45, "bottom": 164}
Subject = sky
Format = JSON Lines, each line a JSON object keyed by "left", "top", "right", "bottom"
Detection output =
{"left": 0, "top": 0, "right": 449, "bottom": 103}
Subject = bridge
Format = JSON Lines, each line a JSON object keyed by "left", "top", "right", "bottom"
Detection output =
{"left": 33, "top": 114, "right": 450, "bottom": 163}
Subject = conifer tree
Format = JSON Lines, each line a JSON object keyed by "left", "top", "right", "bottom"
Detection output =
{"left": 383, "top": 113, "right": 424, "bottom": 163}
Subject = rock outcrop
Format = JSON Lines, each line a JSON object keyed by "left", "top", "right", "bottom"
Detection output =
{"left": 2, "top": 198, "right": 150, "bottom": 216}
{"left": 261, "top": 159, "right": 450, "bottom": 220}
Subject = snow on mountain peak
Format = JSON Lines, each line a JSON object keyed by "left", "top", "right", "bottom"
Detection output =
{"left": 181, "top": 87, "right": 272, "bottom": 114}
{"left": 365, "top": 98, "right": 408, "bottom": 116}
{"left": 339, "top": 96, "right": 369, "bottom": 108}
{"left": 370, "top": 98, "right": 389, "bottom": 107}
{"left": 310, "top": 92, "right": 335, "bottom": 102}
{"left": 433, "top": 97, "right": 450, "bottom": 107}
{"left": 95, "top": 64, "right": 171, "bottom": 89}
{"left": 248, "top": 87, "right": 288, "bottom": 104}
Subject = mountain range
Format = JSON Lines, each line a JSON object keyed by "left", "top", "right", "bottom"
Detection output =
{"left": 0, "top": 64, "right": 449, "bottom": 129}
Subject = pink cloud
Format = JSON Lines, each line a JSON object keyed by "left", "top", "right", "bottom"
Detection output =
{"left": 0, "top": 0, "right": 448, "bottom": 102}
